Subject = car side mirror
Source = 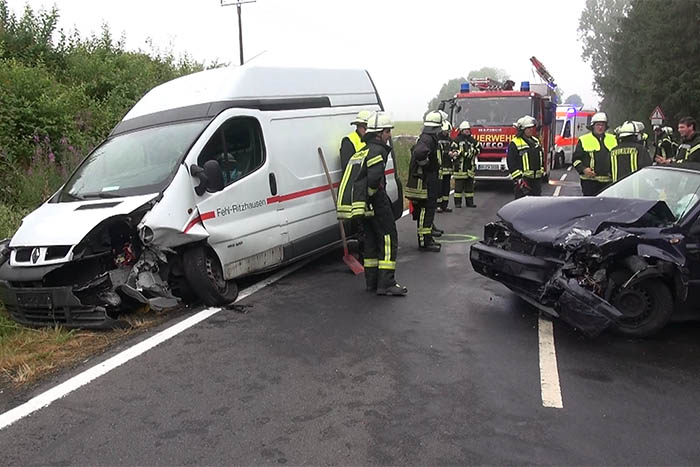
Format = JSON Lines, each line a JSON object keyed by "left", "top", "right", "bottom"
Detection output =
{"left": 203, "top": 160, "right": 224, "bottom": 193}
{"left": 190, "top": 164, "right": 209, "bottom": 196}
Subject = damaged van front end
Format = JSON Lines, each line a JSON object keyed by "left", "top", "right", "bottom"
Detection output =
{"left": 471, "top": 195, "right": 691, "bottom": 337}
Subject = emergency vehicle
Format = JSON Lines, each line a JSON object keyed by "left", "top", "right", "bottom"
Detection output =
{"left": 554, "top": 105, "right": 597, "bottom": 167}
{"left": 441, "top": 57, "right": 558, "bottom": 181}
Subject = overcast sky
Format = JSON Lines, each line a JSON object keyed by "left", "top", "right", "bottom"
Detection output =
{"left": 7, "top": 0, "right": 600, "bottom": 120}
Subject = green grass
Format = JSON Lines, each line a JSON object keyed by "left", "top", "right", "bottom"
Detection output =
{"left": 393, "top": 121, "right": 422, "bottom": 136}
{"left": 392, "top": 138, "right": 412, "bottom": 189}
{"left": 0, "top": 203, "right": 29, "bottom": 240}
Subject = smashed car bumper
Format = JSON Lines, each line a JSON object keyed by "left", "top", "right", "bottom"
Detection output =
{"left": 470, "top": 242, "right": 622, "bottom": 336}
{"left": 0, "top": 280, "right": 125, "bottom": 329}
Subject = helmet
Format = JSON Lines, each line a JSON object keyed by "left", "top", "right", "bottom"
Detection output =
{"left": 438, "top": 110, "right": 449, "bottom": 121}
{"left": 591, "top": 112, "right": 608, "bottom": 125}
{"left": 441, "top": 120, "right": 452, "bottom": 132}
{"left": 632, "top": 121, "right": 645, "bottom": 132}
{"left": 663, "top": 126, "right": 674, "bottom": 136}
{"left": 458, "top": 121, "right": 471, "bottom": 130}
{"left": 653, "top": 124, "right": 661, "bottom": 131}
{"left": 366, "top": 112, "right": 394, "bottom": 133}
{"left": 616, "top": 121, "right": 638, "bottom": 138}
{"left": 515, "top": 115, "right": 537, "bottom": 130}
{"left": 351, "top": 110, "right": 372, "bottom": 125}
{"left": 424, "top": 110, "right": 443, "bottom": 127}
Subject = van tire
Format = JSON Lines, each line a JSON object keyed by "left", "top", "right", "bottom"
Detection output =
{"left": 183, "top": 246, "right": 239, "bottom": 306}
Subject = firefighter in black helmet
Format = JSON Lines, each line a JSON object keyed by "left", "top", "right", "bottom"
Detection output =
{"left": 507, "top": 115, "right": 545, "bottom": 199}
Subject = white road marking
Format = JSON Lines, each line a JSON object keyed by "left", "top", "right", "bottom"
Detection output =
{"left": 537, "top": 174, "right": 564, "bottom": 409}
{"left": 538, "top": 317, "right": 563, "bottom": 408}
{"left": 567, "top": 165, "right": 573, "bottom": 172}
{"left": 0, "top": 258, "right": 312, "bottom": 431}
{"left": 560, "top": 173, "right": 567, "bottom": 181}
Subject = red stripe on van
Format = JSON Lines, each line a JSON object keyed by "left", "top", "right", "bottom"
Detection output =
{"left": 267, "top": 182, "right": 340, "bottom": 204}
{"left": 183, "top": 210, "right": 216, "bottom": 233}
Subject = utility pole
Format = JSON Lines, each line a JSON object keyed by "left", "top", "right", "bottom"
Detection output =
{"left": 220, "top": 0, "right": 256, "bottom": 65}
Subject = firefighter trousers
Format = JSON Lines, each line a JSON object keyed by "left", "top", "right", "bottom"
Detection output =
{"left": 580, "top": 179, "right": 610, "bottom": 197}
{"left": 453, "top": 177, "right": 474, "bottom": 206}
{"left": 363, "top": 192, "right": 398, "bottom": 290}
{"left": 412, "top": 171, "right": 439, "bottom": 247}
{"left": 438, "top": 173, "right": 452, "bottom": 209}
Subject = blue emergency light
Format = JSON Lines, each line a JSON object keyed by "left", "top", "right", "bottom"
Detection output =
{"left": 460, "top": 82, "right": 470, "bottom": 93}
{"left": 520, "top": 81, "right": 530, "bottom": 91}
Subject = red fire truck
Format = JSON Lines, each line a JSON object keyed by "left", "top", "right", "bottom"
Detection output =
{"left": 441, "top": 58, "right": 558, "bottom": 181}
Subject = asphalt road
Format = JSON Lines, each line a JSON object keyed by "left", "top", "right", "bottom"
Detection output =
{"left": 1, "top": 167, "right": 700, "bottom": 465}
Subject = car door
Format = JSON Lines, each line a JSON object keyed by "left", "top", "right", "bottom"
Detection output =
{"left": 193, "top": 114, "right": 285, "bottom": 280}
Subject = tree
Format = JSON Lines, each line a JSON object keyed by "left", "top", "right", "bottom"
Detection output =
{"left": 598, "top": 0, "right": 700, "bottom": 125}
{"left": 564, "top": 94, "right": 584, "bottom": 107}
{"left": 426, "top": 67, "right": 510, "bottom": 113}
{"left": 578, "top": 0, "right": 632, "bottom": 95}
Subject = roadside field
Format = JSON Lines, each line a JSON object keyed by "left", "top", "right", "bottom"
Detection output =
{"left": 393, "top": 120, "right": 422, "bottom": 136}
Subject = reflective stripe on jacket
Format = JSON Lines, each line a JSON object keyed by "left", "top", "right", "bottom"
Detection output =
{"left": 574, "top": 132, "right": 617, "bottom": 182}
{"left": 507, "top": 136, "right": 544, "bottom": 180}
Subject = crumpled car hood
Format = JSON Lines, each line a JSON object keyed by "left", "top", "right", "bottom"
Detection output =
{"left": 10, "top": 194, "right": 158, "bottom": 247}
{"left": 497, "top": 196, "right": 675, "bottom": 244}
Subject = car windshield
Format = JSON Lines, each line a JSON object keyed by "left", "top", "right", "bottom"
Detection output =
{"left": 60, "top": 120, "right": 208, "bottom": 201}
{"left": 599, "top": 167, "right": 700, "bottom": 221}
{"left": 453, "top": 97, "right": 532, "bottom": 126}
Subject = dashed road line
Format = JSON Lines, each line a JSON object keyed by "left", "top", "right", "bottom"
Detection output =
{"left": 553, "top": 186, "right": 562, "bottom": 197}
{"left": 560, "top": 173, "right": 567, "bottom": 181}
{"left": 567, "top": 165, "right": 573, "bottom": 172}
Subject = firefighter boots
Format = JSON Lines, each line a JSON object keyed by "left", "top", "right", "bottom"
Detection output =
{"left": 365, "top": 267, "right": 378, "bottom": 292}
{"left": 376, "top": 270, "right": 408, "bottom": 296}
{"left": 466, "top": 197, "right": 476, "bottom": 208}
{"left": 419, "top": 236, "right": 441, "bottom": 252}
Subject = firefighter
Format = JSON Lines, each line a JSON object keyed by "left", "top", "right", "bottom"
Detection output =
{"left": 437, "top": 119, "right": 456, "bottom": 213}
{"left": 609, "top": 121, "right": 651, "bottom": 182}
{"left": 572, "top": 112, "right": 617, "bottom": 196}
{"left": 654, "top": 126, "right": 678, "bottom": 162}
{"left": 339, "top": 110, "right": 371, "bottom": 169}
{"left": 657, "top": 117, "right": 700, "bottom": 164}
{"left": 452, "top": 121, "right": 480, "bottom": 208}
{"left": 507, "top": 115, "right": 545, "bottom": 199}
{"left": 360, "top": 112, "right": 407, "bottom": 296}
{"left": 405, "top": 110, "right": 442, "bottom": 252}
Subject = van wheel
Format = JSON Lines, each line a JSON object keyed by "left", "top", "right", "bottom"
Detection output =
{"left": 611, "top": 280, "right": 673, "bottom": 337}
{"left": 183, "top": 246, "right": 239, "bottom": 306}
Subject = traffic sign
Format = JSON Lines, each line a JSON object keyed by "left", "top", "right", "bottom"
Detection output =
{"left": 650, "top": 106, "right": 665, "bottom": 126}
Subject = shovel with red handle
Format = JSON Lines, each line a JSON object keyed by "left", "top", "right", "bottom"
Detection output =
{"left": 317, "top": 147, "right": 364, "bottom": 275}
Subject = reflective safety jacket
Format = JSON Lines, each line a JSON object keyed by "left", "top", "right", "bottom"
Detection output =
{"left": 609, "top": 139, "right": 651, "bottom": 182}
{"left": 507, "top": 135, "right": 544, "bottom": 180}
{"left": 676, "top": 132, "right": 700, "bottom": 163}
{"left": 453, "top": 134, "right": 481, "bottom": 179}
{"left": 406, "top": 131, "right": 439, "bottom": 201}
{"left": 438, "top": 138, "right": 454, "bottom": 176}
{"left": 655, "top": 135, "right": 678, "bottom": 160}
{"left": 339, "top": 131, "right": 365, "bottom": 169}
{"left": 337, "top": 146, "right": 370, "bottom": 219}
{"left": 573, "top": 132, "right": 617, "bottom": 182}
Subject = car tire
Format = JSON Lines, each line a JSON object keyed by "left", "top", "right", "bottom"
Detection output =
{"left": 183, "top": 245, "right": 239, "bottom": 306}
{"left": 611, "top": 279, "right": 673, "bottom": 337}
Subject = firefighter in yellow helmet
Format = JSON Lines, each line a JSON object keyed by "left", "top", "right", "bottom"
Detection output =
{"left": 507, "top": 115, "right": 545, "bottom": 199}
{"left": 572, "top": 112, "right": 617, "bottom": 196}
{"left": 609, "top": 121, "right": 651, "bottom": 182}
{"left": 339, "top": 110, "right": 371, "bottom": 169}
{"left": 453, "top": 121, "right": 481, "bottom": 207}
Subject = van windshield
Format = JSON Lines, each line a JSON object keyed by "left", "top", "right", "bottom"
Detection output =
{"left": 60, "top": 120, "right": 207, "bottom": 201}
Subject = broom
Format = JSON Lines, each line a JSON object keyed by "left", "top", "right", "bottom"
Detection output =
{"left": 317, "top": 147, "right": 364, "bottom": 275}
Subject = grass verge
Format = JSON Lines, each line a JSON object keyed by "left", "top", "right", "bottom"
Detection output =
{"left": 393, "top": 121, "right": 422, "bottom": 137}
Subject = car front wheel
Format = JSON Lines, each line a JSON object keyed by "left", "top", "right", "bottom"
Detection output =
{"left": 611, "top": 279, "right": 673, "bottom": 337}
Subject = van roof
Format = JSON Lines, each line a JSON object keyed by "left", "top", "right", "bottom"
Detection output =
{"left": 112, "top": 65, "right": 381, "bottom": 135}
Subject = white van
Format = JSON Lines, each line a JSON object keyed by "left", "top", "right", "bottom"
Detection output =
{"left": 0, "top": 65, "right": 402, "bottom": 328}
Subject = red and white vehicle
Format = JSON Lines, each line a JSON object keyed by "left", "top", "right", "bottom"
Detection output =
{"left": 554, "top": 106, "right": 597, "bottom": 167}
{"left": 444, "top": 78, "right": 557, "bottom": 181}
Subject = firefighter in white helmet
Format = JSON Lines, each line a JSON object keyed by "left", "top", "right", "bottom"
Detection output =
{"left": 507, "top": 115, "right": 545, "bottom": 199}
{"left": 437, "top": 119, "right": 456, "bottom": 213}
{"left": 452, "top": 121, "right": 481, "bottom": 207}
{"left": 352, "top": 111, "right": 408, "bottom": 295}
{"left": 654, "top": 125, "right": 678, "bottom": 162}
{"left": 609, "top": 121, "right": 651, "bottom": 182}
{"left": 405, "top": 111, "right": 443, "bottom": 252}
{"left": 573, "top": 112, "right": 617, "bottom": 196}
{"left": 339, "top": 110, "right": 371, "bottom": 169}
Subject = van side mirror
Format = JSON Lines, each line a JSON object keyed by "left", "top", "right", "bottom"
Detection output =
{"left": 203, "top": 160, "right": 224, "bottom": 193}
{"left": 190, "top": 164, "right": 209, "bottom": 196}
